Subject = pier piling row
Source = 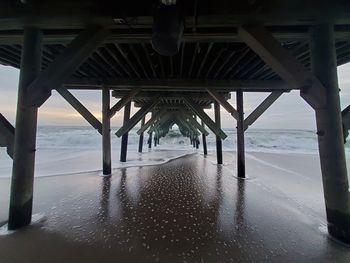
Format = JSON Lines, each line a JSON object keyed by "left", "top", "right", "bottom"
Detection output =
{"left": 0, "top": 0, "right": 349, "bottom": 243}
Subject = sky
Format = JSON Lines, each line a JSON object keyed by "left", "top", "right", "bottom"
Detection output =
{"left": 0, "top": 63, "right": 349, "bottom": 130}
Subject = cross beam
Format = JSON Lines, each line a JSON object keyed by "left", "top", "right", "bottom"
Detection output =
{"left": 183, "top": 97, "right": 227, "bottom": 140}
{"left": 66, "top": 78, "right": 289, "bottom": 92}
{"left": 115, "top": 96, "right": 160, "bottom": 137}
{"left": 56, "top": 88, "right": 102, "bottom": 134}
{"left": 27, "top": 25, "right": 109, "bottom": 107}
{"left": 238, "top": 25, "right": 326, "bottom": 110}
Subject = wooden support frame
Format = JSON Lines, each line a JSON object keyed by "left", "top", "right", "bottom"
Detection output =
{"left": 236, "top": 90, "right": 245, "bottom": 178}
{"left": 148, "top": 113, "right": 174, "bottom": 134}
{"left": 115, "top": 96, "right": 159, "bottom": 137}
{"left": 110, "top": 88, "right": 141, "bottom": 118}
{"left": 243, "top": 91, "right": 284, "bottom": 131}
{"left": 178, "top": 109, "right": 209, "bottom": 136}
{"left": 0, "top": 113, "right": 15, "bottom": 158}
{"left": 238, "top": 25, "right": 326, "bottom": 110}
{"left": 56, "top": 87, "right": 102, "bottom": 134}
{"left": 183, "top": 97, "right": 227, "bottom": 140}
{"left": 206, "top": 88, "right": 239, "bottom": 120}
{"left": 137, "top": 109, "right": 168, "bottom": 135}
{"left": 27, "top": 25, "right": 110, "bottom": 107}
{"left": 201, "top": 120, "right": 208, "bottom": 155}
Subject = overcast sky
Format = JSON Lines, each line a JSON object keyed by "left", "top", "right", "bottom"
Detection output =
{"left": 0, "top": 63, "right": 349, "bottom": 130}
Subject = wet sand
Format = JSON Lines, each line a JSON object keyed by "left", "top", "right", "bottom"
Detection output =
{"left": 0, "top": 152, "right": 350, "bottom": 262}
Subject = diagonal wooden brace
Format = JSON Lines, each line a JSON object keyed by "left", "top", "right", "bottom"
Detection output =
{"left": 57, "top": 88, "right": 102, "bottom": 134}
{"left": 206, "top": 88, "right": 239, "bottom": 120}
{"left": 27, "top": 25, "right": 110, "bottom": 107}
{"left": 110, "top": 88, "right": 141, "bottom": 118}
{"left": 0, "top": 113, "right": 15, "bottom": 158}
{"left": 183, "top": 97, "right": 227, "bottom": 140}
{"left": 238, "top": 25, "right": 326, "bottom": 110}
{"left": 148, "top": 113, "right": 174, "bottom": 134}
{"left": 115, "top": 96, "right": 160, "bottom": 137}
{"left": 244, "top": 91, "right": 284, "bottom": 131}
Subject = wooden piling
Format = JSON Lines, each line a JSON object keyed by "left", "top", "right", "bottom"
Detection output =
{"left": 310, "top": 23, "right": 350, "bottom": 243}
{"left": 138, "top": 116, "right": 145, "bottom": 153}
{"left": 214, "top": 102, "right": 223, "bottom": 164}
{"left": 236, "top": 90, "right": 246, "bottom": 178}
{"left": 120, "top": 101, "right": 131, "bottom": 162}
{"left": 102, "top": 88, "right": 111, "bottom": 175}
{"left": 202, "top": 121, "right": 208, "bottom": 155}
{"left": 8, "top": 27, "right": 42, "bottom": 230}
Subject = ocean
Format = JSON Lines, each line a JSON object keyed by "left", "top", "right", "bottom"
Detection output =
{"left": 0, "top": 126, "right": 349, "bottom": 177}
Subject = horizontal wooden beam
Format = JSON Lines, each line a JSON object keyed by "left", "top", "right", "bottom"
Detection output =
{"left": 27, "top": 25, "right": 110, "bottom": 107}
{"left": 244, "top": 91, "right": 284, "bottom": 130}
{"left": 115, "top": 97, "right": 159, "bottom": 137}
{"left": 206, "top": 88, "right": 238, "bottom": 120}
{"left": 238, "top": 25, "right": 326, "bottom": 109}
{"left": 183, "top": 97, "right": 227, "bottom": 140}
{"left": 56, "top": 87, "right": 102, "bottom": 134}
{"left": 109, "top": 88, "right": 141, "bottom": 118}
{"left": 0, "top": 113, "right": 14, "bottom": 158}
{"left": 65, "top": 78, "right": 290, "bottom": 92}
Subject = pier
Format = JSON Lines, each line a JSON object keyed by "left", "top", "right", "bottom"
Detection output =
{"left": 0, "top": 0, "right": 350, "bottom": 250}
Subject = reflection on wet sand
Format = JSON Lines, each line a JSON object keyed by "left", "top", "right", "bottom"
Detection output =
{"left": 0, "top": 154, "right": 349, "bottom": 263}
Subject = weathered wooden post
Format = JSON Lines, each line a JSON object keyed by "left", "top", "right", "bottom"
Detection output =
{"left": 148, "top": 131, "right": 153, "bottom": 149}
{"left": 138, "top": 116, "right": 146, "bottom": 153}
{"left": 310, "top": 23, "right": 350, "bottom": 243}
{"left": 201, "top": 121, "right": 208, "bottom": 155}
{"left": 120, "top": 101, "right": 131, "bottom": 162}
{"left": 8, "top": 27, "right": 42, "bottom": 230}
{"left": 214, "top": 101, "right": 223, "bottom": 164}
{"left": 102, "top": 88, "right": 111, "bottom": 175}
{"left": 236, "top": 90, "right": 246, "bottom": 178}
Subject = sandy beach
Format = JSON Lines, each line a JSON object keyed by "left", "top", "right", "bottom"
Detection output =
{"left": 1, "top": 152, "right": 350, "bottom": 262}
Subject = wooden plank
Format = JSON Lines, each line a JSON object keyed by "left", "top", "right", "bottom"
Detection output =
{"left": 243, "top": 91, "right": 284, "bottom": 130}
{"left": 27, "top": 25, "right": 110, "bottom": 107}
{"left": 57, "top": 87, "right": 102, "bottom": 134}
{"left": 183, "top": 97, "right": 227, "bottom": 140}
{"left": 109, "top": 88, "right": 141, "bottom": 117}
{"left": 0, "top": 113, "right": 14, "bottom": 158}
{"left": 115, "top": 97, "right": 159, "bottom": 137}
{"left": 238, "top": 25, "right": 326, "bottom": 109}
{"left": 206, "top": 88, "right": 239, "bottom": 120}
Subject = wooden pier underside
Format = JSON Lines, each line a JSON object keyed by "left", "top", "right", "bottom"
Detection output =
{"left": 0, "top": 0, "right": 350, "bottom": 245}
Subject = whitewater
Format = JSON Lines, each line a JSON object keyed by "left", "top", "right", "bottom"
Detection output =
{"left": 0, "top": 126, "right": 349, "bottom": 178}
